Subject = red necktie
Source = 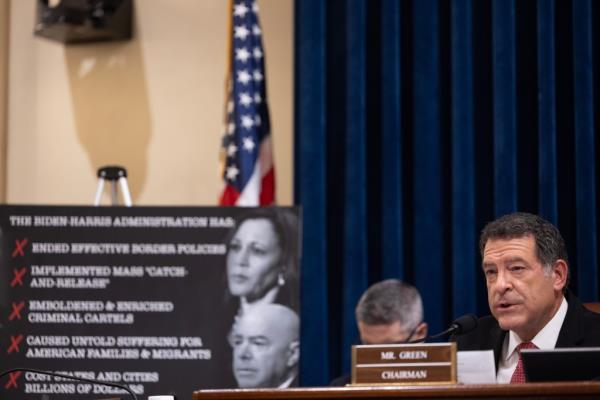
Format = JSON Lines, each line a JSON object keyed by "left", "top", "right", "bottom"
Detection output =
{"left": 510, "top": 342, "right": 538, "bottom": 383}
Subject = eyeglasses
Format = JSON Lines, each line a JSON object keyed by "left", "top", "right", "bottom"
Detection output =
{"left": 393, "top": 323, "right": 421, "bottom": 344}
{"left": 358, "top": 322, "right": 422, "bottom": 345}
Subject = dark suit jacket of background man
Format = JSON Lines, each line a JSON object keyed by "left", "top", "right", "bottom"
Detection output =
{"left": 453, "top": 290, "right": 600, "bottom": 369}
{"left": 329, "top": 373, "right": 350, "bottom": 386}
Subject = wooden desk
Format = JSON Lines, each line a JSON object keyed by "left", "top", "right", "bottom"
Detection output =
{"left": 194, "top": 382, "right": 600, "bottom": 400}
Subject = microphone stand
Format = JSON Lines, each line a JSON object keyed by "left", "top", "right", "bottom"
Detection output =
{"left": 407, "top": 326, "right": 456, "bottom": 344}
{"left": 407, "top": 314, "right": 478, "bottom": 344}
{"left": 0, "top": 368, "right": 138, "bottom": 400}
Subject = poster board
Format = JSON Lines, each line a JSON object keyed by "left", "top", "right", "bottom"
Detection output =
{"left": 0, "top": 205, "right": 301, "bottom": 399}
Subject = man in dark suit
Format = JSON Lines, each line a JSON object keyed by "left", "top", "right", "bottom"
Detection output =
{"left": 454, "top": 212, "right": 600, "bottom": 383}
{"left": 228, "top": 303, "right": 299, "bottom": 388}
{"left": 330, "top": 279, "right": 428, "bottom": 385}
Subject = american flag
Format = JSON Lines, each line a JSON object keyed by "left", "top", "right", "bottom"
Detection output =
{"left": 219, "top": 0, "right": 275, "bottom": 206}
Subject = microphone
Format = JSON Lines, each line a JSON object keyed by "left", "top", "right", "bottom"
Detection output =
{"left": 0, "top": 368, "right": 138, "bottom": 400}
{"left": 448, "top": 313, "right": 478, "bottom": 335}
{"left": 408, "top": 314, "right": 478, "bottom": 343}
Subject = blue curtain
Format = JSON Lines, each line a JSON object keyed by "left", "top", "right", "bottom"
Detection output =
{"left": 294, "top": 0, "right": 600, "bottom": 386}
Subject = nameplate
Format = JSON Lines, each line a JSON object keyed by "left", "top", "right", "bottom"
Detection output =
{"left": 351, "top": 342, "right": 457, "bottom": 385}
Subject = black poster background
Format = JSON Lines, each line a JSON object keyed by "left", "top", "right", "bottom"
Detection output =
{"left": 0, "top": 205, "right": 300, "bottom": 399}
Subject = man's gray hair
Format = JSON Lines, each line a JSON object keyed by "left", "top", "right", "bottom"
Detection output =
{"left": 479, "top": 212, "right": 570, "bottom": 287}
{"left": 355, "top": 279, "right": 423, "bottom": 333}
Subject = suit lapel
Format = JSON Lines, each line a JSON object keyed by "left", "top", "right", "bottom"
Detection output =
{"left": 492, "top": 323, "right": 507, "bottom": 369}
{"left": 556, "top": 291, "right": 584, "bottom": 347}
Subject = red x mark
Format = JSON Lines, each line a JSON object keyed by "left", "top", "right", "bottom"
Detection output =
{"left": 11, "top": 238, "right": 28, "bottom": 258}
{"left": 8, "top": 301, "right": 25, "bottom": 321}
{"left": 7, "top": 334, "right": 24, "bottom": 354}
{"left": 10, "top": 267, "right": 27, "bottom": 287}
{"left": 5, "top": 371, "right": 21, "bottom": 389}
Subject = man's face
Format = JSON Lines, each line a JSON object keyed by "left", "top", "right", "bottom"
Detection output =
{"left": 357, "top": 320, "right": 426, "bottom": 344}
{"left": 229, "top": 311, "right": 293, "bottom": 388}
{"left": 482, "top": 235, "right": 566, "bottom": 341}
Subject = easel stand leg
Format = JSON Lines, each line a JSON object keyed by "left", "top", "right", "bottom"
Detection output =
{"left": 94, "top": 166, "right": 133, "bottom": 206}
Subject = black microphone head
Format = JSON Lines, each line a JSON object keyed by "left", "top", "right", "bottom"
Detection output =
{"left": 451, "top": 314, "right": 478, "bottom": 334}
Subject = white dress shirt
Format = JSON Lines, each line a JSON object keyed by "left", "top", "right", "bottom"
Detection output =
{"left": 278, "top": 373, "right": 296, "bottom": 388}
{"left": 496, "top": 296, "right": 568, "bottom": 383}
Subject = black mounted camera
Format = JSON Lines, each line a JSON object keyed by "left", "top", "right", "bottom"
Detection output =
{"left": 34, "top": 0, "right": 132, "bottom": 44}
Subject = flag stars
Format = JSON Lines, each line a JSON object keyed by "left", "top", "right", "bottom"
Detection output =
{"left": 234, "top": 25, "right": 250, "bottom": 40}
{"left": 241, "top": 115, "right": 255, "bottom": 129}
{"left": 237, "top": 69, "right": 252, "bottom": 85}
{"left": 222, "top": 1, "right": 272, "bottom": 204}
{"left": 227, "top": 122, "right": 236, "bottom": 135}
{"left": 239, "top": 92, "right": 253, "bottom": 107}
{"left": 226, "top": 165, "right": 240, "bottom": 180}
{"left": 243, "top": 137, "right": 256, "bottom": 152}
{"left": 233, "top": 3, "right": 249, "bottom": 18}
{"left": 235, "top": 47, "right": 251, "bottom": 63}
{"left": 227, "top": 143, "right": 238, "bottom": 157}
